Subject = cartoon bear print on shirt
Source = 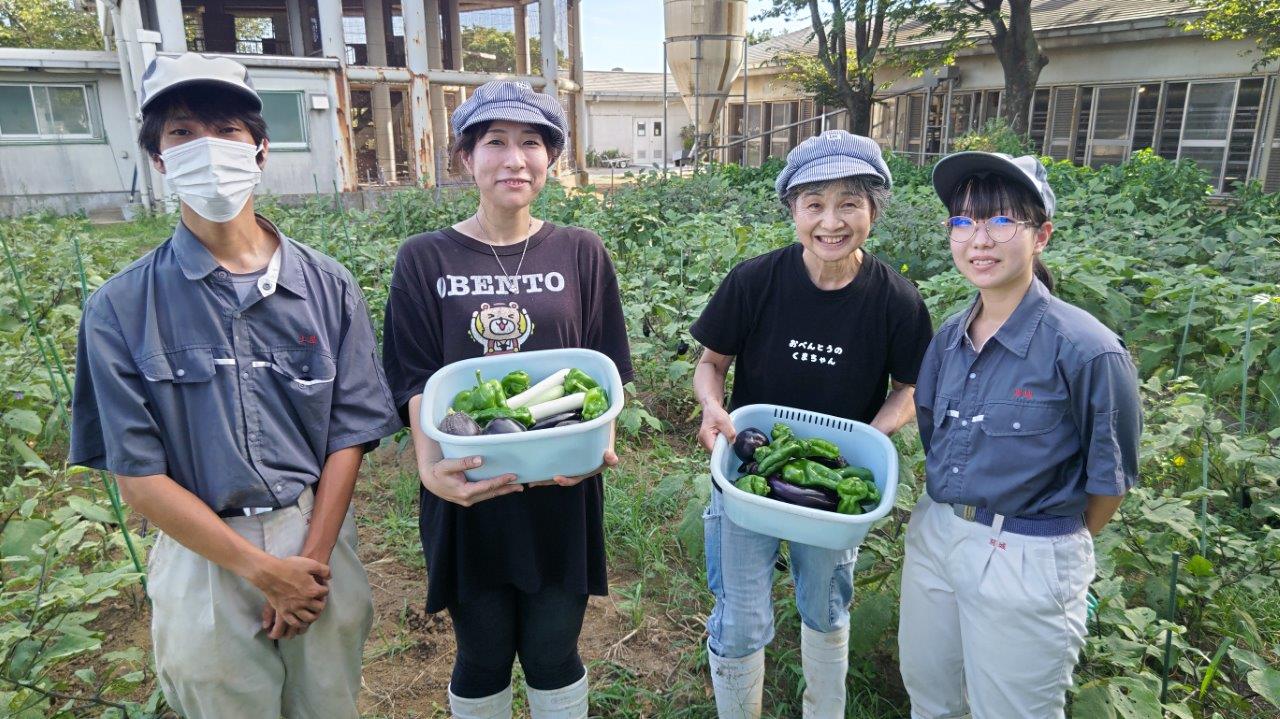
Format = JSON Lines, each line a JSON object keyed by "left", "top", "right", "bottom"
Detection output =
{"left": 471, "top": 302, "right": 534, "bottom": 354}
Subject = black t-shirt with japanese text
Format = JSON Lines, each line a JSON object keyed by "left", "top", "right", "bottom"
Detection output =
{"left": 382, "top": 221, "right": 633, "bottom": 613}
{"left": 691, "top": 243, "right": 932, "bottom": 422}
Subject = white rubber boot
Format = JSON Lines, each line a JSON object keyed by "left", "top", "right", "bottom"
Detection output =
{"left": 526, "top": 671, "right": 588, "bottom": 719}
{"left": 447, "top": 684, "right": 513, "bottom": 719}
{"left": 708, "top": 644, "right": 764, "bottom": 719}
{"left": 801, "top": 624, "right": 848, "bottom": 719}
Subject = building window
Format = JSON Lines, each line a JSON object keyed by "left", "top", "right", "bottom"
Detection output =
{"left": 1088, "top": 85, "right": 1137, "bottom": 167}
{"left": 653, "top": 121, "right": 662, "bottom": 137}
{"left": 980, "top": 90, "right": 1001, "bottom": 126}
{"left": 768, "top": 101, "right": 793, "bottom": 159}
{"left": 0, "top": 83, "right": 101, "bottom": 142}
{"left": 1158, "top": 82, "right": 1188, "bottom": 160}
{"left": 746, "top": 103, "right": 763, "bottom": 167}
{"left": 1179, "top": 81, "right": 1237, "bottom": 190}
{"left": 260, "top": 92, "right": 308, "bottom": 149}
{"left": 1224, "top": 77, "right": 1265, "bottom": 189}
{"left": 949, "top": 92, "right": 975, "bottom": 144}
{"left": 1131, "top": 84, "right": 1162, "bottom": 153}
{"left": 1046, "top": 87, "right": 1079, "bottom": 160}
{"left": 1028, "top": 89, "right": 1050, "bottom": 154}
{"left": 636, "top": 121, "right": 646, "bottom": 137}
{"left": 925, "top": 91, "right": 945, "bottom": 158}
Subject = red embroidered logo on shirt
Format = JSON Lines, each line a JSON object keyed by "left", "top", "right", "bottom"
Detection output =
{"left": 989, "top": 538, "right": 1007, "bottom": 550}
{"left": 1013, "top": 388, "right": 1034, "bottom": 400}
{"left": 298, "top": 334, "right": 318, "bottom": 345}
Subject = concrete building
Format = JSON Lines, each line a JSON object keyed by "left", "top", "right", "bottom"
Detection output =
{"left": 719, "top": 0, "right": 1278, "bottom": 194}
{"left": 582, "top": 69, "right": 690, "bottom": 167}
{"left": 0, "top": 0, "right": 587, "bottom": 217}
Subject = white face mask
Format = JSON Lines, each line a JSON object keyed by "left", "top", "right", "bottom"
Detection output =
{"left": 160, "top": 137, "right": 263, "bottom": 222}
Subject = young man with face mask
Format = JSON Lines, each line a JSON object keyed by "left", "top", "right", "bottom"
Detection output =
{"left": 68, "top": 53, "right": 399, "bottom": 718}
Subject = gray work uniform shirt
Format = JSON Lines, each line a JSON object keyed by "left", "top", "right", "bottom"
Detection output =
{"left": 915, "top": 278, "right": 1141, "bottom": 518}
{"left": 69, "top": 216, "right": 400, "bottom": 513}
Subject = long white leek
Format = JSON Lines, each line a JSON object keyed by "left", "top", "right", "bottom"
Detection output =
{"left": 507, "top": 367, "right": 571, "bottom": 407}
{"left": 527, "top": 392, "right": 586, "bottom": 421}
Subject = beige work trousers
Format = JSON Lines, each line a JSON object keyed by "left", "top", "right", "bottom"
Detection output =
{"left": 147, "top": 488, "right": 373, "bottom": 718}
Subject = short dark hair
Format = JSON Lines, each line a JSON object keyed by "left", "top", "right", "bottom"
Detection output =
{"left": 782, "top": 175, "right": 891, "bottom": 221}
{"left": 138, "top": 85, "right": 268, "bottom": 158}
{"left": 449, "top": 120, "right": 562, "bottom": 170}
{"left": 946, "top": 173, "right": 1055, "bottom": 292}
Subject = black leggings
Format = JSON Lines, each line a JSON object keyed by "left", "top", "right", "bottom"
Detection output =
{"left": 447, "top": 583, "right": 589, "bottom": 698}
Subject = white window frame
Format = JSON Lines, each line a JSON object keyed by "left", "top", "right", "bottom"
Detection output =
{"left": 1176, "top": 79, "right": 1241, "bottom": 191}
{"left": 0, "top": 82, "right": 102, "bottom": 143}
{"left": 259, "top": 90, "right": 310, "bottom": 150}
{"left": 1084, "top": 84, "right": 1139, "bottom": 167}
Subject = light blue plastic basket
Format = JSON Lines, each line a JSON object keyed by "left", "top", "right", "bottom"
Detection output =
{"left": 420, "top": 348, "right": 624, "bottom": 483}
{"left": 710, "top": 404, "right": 899, "bottom": 551}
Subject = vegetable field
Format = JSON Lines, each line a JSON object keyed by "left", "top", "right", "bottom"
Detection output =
{"left": 2, "top": 151, "right": 1279, "bottom": 717}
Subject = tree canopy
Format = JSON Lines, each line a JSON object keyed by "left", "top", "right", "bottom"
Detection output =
{"left": 0, "top": 0, "right": 102, "bottom": 50}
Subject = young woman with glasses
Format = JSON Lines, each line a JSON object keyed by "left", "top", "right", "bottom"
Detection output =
{"left": 897, "top": 152, "right": 1143, "bottom": 718}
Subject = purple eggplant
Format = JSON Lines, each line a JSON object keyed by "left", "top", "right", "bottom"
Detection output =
{"left": 482, "top": 417, "right": 526, "bottom": 435}
{"left": 766, "top": 476, "right": 838, "bottom": 511}
{"left": 439, "top": 412, "right": 482, "bottom": 436}
{"left": 733, "top": 427, "right": 770, "bottom": 462}
{"left": 530, "top": 411, "right": 581, "bottom": 431}
{"left": 812, "top": 455, "right": 849, "bottom": 470}
{"left": 737, "top": 461, "right": 760, "bottom": 476}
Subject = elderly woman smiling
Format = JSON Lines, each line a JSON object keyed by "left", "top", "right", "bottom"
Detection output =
{"left": 690, "top": 131, "right": 934, "bottom": 718}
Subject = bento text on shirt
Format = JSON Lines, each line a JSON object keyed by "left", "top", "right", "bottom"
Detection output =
{"left": 436, "top": 272, "right": 567, "bottom": 297}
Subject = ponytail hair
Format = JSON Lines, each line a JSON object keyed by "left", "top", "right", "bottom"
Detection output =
{"left": 1033, "top": 257, "right": 1055, "bottom": 293}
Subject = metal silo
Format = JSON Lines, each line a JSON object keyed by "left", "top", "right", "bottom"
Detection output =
{"left": 663, "top": 0, "right": 748, "bottom": 167}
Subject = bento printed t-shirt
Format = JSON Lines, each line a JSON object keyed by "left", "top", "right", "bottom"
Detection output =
{"left": 381, "top": 221, "right": 633, "bottom": 613}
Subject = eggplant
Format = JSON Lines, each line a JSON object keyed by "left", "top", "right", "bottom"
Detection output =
{"left": 530, "top": 411, "right": 581, "bottom": 431}
{"left": 482, "top": 417, "right": 526, "bottom": 435}
{"left": 439, "top": 412, "right": 482, "bottom": 436}
{"left": 552, "top": 419, "right": 581, "bottom": 427}
{"left": 733, "top": 427, "right": 770, "bottom": 462}
{"left": 812, "top": 455, "right": 849, "bottom": 470}
{"left": 766, "top": 476, "right": 838, "bottom": 511}
{"left": 737, "top": 460, "right": 760, "bottom": 476}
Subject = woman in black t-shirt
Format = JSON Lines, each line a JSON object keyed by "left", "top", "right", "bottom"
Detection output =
{"left": 691, "top": 131, "right": 933, "bottom": 717}
{"left": 381, "top": 81, "right": 632, "bottom": 719}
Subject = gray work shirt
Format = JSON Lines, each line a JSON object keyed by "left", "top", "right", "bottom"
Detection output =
{"left": 915, "top": 278, "right": 1141, "bottom": 518}
{"left": 69, "top": 216, "right": 400, "bottom": 513}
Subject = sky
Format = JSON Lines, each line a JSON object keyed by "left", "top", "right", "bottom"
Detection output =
{"left": 580, "top": 1, "right": 809, "bottom": 73}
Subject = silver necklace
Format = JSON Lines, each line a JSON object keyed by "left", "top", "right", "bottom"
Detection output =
{"left": 476, "top": 209, "right": 533, "bottom": 279}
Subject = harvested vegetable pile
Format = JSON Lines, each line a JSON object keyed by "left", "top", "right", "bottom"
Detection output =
{"left": 732, "top": 422, "right": 880, "bottom": 515}
{"left": 441, "top": 367, "right": 611, "bottom": 435}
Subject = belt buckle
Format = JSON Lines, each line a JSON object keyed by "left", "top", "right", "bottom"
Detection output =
{"left": 961, "top": 504, "right": 977, "bottom": 521}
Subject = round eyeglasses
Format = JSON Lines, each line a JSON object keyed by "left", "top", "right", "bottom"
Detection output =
{"left": 942, "top": 215, "right": 1037, "bottom": 244}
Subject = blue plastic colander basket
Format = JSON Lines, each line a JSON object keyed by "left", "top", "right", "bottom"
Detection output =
{"left": 420, "top": 348, "right": 624, "bottom": 483}
{"left": 710, "top": 404, "right": 900, "bottom": 550}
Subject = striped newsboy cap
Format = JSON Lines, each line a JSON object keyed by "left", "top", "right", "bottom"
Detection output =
{"left": 775, "top": 130, "right": 892, "bottom": 201}
{"left": 450, "top": 80, "right": 567, "bottom": 150}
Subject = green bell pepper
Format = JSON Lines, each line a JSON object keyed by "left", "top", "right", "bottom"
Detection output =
{"left": 780, "top": 461, "right": 807, "bottom": 486}
{"left": 771, "top": 422, "right": 795, "bottom": 444}
{"left": 464, "top": 369, "right": 506, "bottom": 412}
{"left": 837, "top": 465, "right": 874, "bottom": 484}
{"left": 786, "top": 459, "right": 870, "bottom": 515}
{"left": 451, "top": 388, "right": 476, "bottom": 413}
{"left": 563, "top": 368, "right": 599, "bottom": 395}
{"left": 735, "top": 474, "right": 769, "bottom": 496}
{"left": 471, "top": 405, "right": 534, "bottom": 427}
{"left": 799, "top": 438, "right": 841, "bottom": 462}
{"left": 581, "top": 386, "right": 610, "bottom": 421}
{"left": 500, "top": 370, "right": 531, "bottom": 397}
{"left": 756, "top": 440, "right": 802, "bottom": 478}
